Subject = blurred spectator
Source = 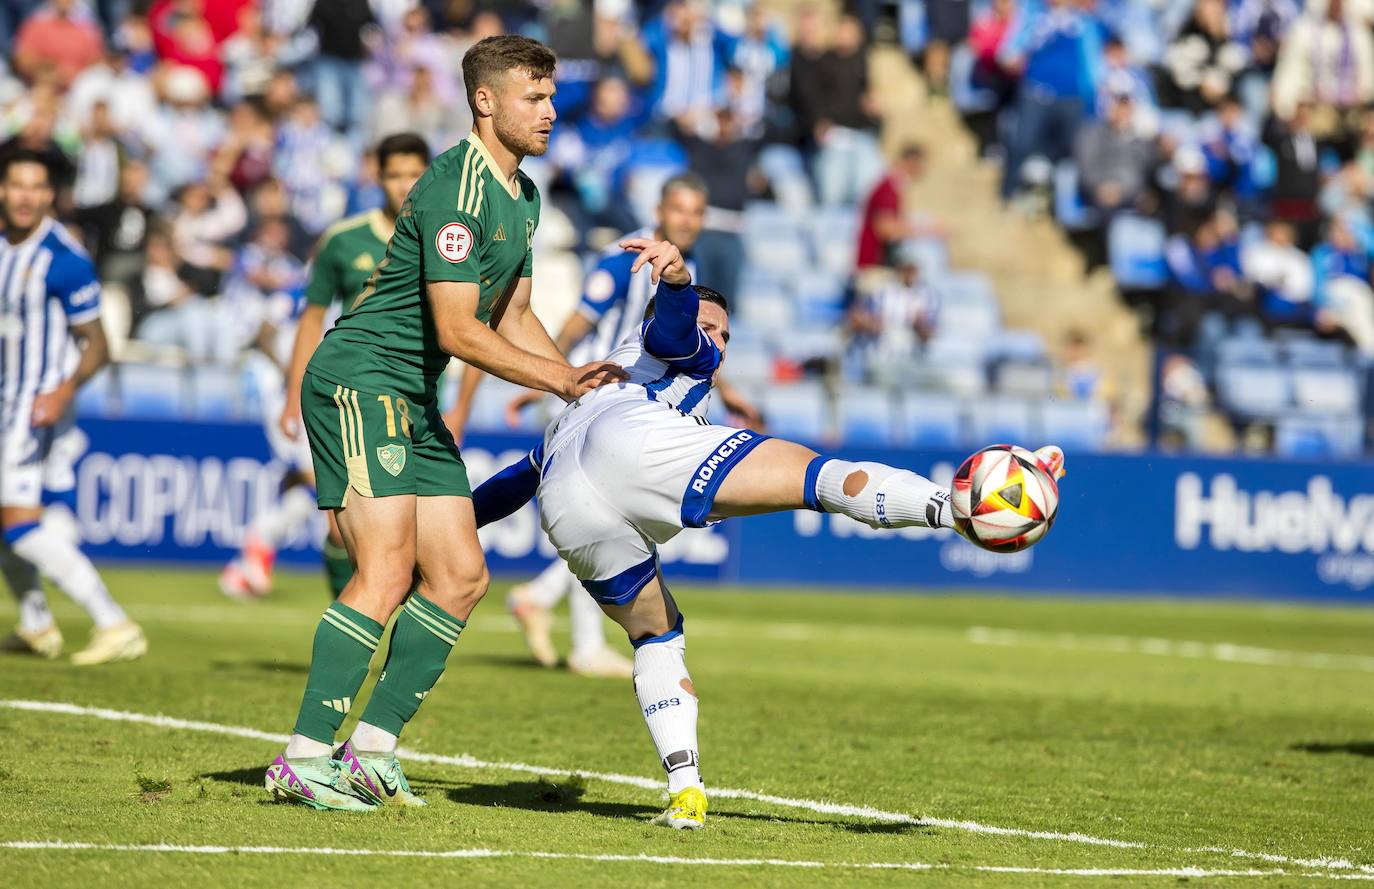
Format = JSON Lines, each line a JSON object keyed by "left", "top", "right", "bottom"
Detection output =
{"left": 144, "top": 64, "right": 222, "bottom": 191}
{"left": 1073, "top": 76, "right": 1155, "bottom": 215}
{"left": 811, "top": 13, "right": 883, "bottom": 207}
{"left": 1161, "top": 146, "right": 1220, "bottom": 237}
{"left": 856, "top": 145, "right": 942, "bottom": 274}
{"left": 248, "top": 177, "right": 313, "bottom": 259}
{"left": 274, "top": 96, "right": 351, "bottom": 234}
{"left": 1059, "top": 328, "right": 1105, "bottom": 401}
{"left": 0, "top": 88, "right": 78, "bottom": 191}
{"left": 71, "top": 99, "right": 121, "bottom": 208}
{"left": 644, "top": 0, "right": 730, "bottom": 123}
{"left": 1263, "top": 102, "right": 1322, "bottom": 247}
{"left": 221, "top": 4, "right": 283, "bottom": 104}
{"left": 1159, "top": 0, "right": 1250, "bottom": 114}
{"left": 672, "top": 106, "right": 760, "bottom": 300}
{"left": 1311, "top": 214, "right": 1374, "bottom": 353}
{"left": 221, "top": 98, "right": 276, "bottom": 195}
{"left": 920, "top": 0, "right": 971, "bottom": 96}
{"left": 1272, "top": 0, "right": 1374, "bottom": 138}
{"left": 1232, "top": 0, "right": 1301, "bottom": 75}
{"left": 1241, "top": 219, "right": 1319, "bottom": 330}
{"left": 548, "top": 74, "right": 645, "bottom": 241}
{"left": 1163, "top": 211, "right": 1248, "bottom": 345}
{"left": 847, "top": 251, "right": 939, "bottom": 383}
{"left": 169, "top": 174, "right": 246, "bottom": 297}
{"left": 370, "top": 5, "right": 460, "bottom": 112}
{"left": 148, "top": 0, "right": 225, "bottom": 95}
{"left": 222, "top": 216, "right": 307, "bottom": 350}
{"left": 371, "top": 64, "right": 469, "bottom": 151}
{"left": 65, "top": 46, "right": 157, "bottom": 144}
{"left": 726, "top": 4, "right": 787, "bottom": 136}
{"left": 136, "top": 224, "right": 227, "bottom": 361}
{"left": 969, "top": 0, "right": 1017, "bottom": 104}
{"left": 74, "top": 156, "right": 155, "bottom": 293}
{"left": 1200, "top": 96, "right": 1263, "bottom": 207}
{"left": 997, "top": 0, "right": 1103, "bottom": 201}
{"left": 544, "top": 0, "right": 653, "bottom": 120}
{"left": 13, "top": 0, "right": 105, "bottom": 89}
{"left": 1097, "top": 35, "right": 1156, "bottom": 125}
{"left": 310, "top": 0, "right": 375, "bottom": 136}
{"left": 1157, "top": 352, "right": 1211, "bottom": 450}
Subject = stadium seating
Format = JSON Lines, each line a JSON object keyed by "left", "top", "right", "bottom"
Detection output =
{"left": 968, "top": 396, "right": 1034, "bottom": 443}
{"left": 1039, "top": 399, "right": 1111, "bottom": 450}
{"left": 760, "top": 382, "right": 830, "bottom": 443}
{"left": 898, "top": 392, "right": 965, "bottom": 447}
{"left": 836, "top": 386, "right": 897, "bottom": 446}
{"left": 1107, "top": 215, "right": 1168, "bottom": 290}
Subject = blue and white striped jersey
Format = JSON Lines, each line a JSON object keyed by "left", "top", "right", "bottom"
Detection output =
{"left": 571, "top": 228, "right": 696, "bottom": 366}
{"left": 0, "top": 217, "right": 101, "bottom": 428}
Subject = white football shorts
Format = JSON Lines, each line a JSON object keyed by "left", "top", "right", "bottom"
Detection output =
{"left": 247, "top": 354, "right": 314, "bottom": 472}
{"left": 1, "top": 409, "right": 73, "bottom": 508}
{"left": 537, "top": 398, "right": 769, "bottom": 605}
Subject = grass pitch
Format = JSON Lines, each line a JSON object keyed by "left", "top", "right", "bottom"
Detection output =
{"left": 1, "top": 567, "right": 1372, "bottom": 887}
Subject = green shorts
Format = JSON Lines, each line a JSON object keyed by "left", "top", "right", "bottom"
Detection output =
{"left": 301, "top": 369, "right": 471, "bottom": 508}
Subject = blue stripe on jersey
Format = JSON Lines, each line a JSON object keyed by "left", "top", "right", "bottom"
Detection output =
{"left": 677, "top": 379, "right": 713, "bottom": 415}
{"left": 643, "top": 373, "right": 676, "bottom": 402}
{"left": 0, "top": 246, "right": 22, "bottom": 416}
{"left": 679, "top": 429, "right": 771, "bottom": 528}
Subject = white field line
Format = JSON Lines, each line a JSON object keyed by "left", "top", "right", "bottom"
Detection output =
{"left": 967, "top": 626, "right": 1374, "bottom": 673}
{"left": 3, "top": 840, "right": 1373, "bottom": 880}
{"left": 2, "top": 699, "right": 1371, "bottom": 876}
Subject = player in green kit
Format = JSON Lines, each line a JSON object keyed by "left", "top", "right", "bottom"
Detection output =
{"left": 219, "top": 133, "right": 431, "bottom": 601}
{"left": 264, "top": 36, "right": 626, "bottom": 811}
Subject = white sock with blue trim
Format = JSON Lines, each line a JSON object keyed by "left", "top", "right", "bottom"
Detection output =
{"left": 7, "top": 524, "right": 127, "bottom": 629}
{"left": 1, "top": 548, "right": 54, "bottom": 633}
{"left": 633, "top": 629, "right": 702, "bottom": 794}
{"left": 808, "top": 458, "right": 954, "bottom": 530}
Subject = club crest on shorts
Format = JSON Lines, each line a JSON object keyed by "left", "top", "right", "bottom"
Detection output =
{"left": 377, "top": 444, "right": 406, "bottom": 477}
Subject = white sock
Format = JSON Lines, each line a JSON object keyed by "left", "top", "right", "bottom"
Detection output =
{"left": 633, "top": 629, "right": 702, "bottom": 794}
{"left": 1, "top": 549, "right": 54, "bottom": 633}
{"left": 9, "top": 525, "right": 127, "bottom": 628}
{"left": 253, "top": 485, "right": 317, "bottom": 548}
{"left": 569, "top": 584, "right": 607, "bottom": 657}
{"left": 522, "top": 559, "right": 577, "bottom": 609}
{"left": 811, "top": 459, "right": 954, "bottom": 530}
{"left": 350, "top": 720, "right": 399, "bottom": 755}
{"left": 285, "top": 732, "right": 332, "bottom": 759}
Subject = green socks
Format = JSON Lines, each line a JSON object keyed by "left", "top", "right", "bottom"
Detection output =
{"left": 322, "top": 537, "right": 354, "bottom": 599}
{"left": 359, "top": 592, "right": 465, "bottom": 736}
{"left": 292, "top": 601, "right": 384, "bottom": 744}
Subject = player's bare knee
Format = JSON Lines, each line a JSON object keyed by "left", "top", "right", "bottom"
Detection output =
{"left": 425, "top": 562, "right": 489, "bottom": 614}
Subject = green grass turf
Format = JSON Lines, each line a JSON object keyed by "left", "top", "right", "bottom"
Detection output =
{"left": 1, "top": 567, "right": 1373, "bottom": 887}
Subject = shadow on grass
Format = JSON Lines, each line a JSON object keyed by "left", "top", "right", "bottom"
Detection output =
{"left": 209, "top": 659, "right": 311, "bottom": 674}
{"left": 203, "top": 766, "right": 267, "bottom": 787}
{"left": 454, "top": 653, "right": 564, "bottom": 671}
{"left": 443, "top": 779, "right": 929, "bottom": 834}
{"left": 1291, "top": 741, "right": 1374, "bottom": 758}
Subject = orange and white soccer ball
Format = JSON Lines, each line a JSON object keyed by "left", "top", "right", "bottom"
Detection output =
{"left": 950, "top": 444, "right": 1059, "bottom": 553}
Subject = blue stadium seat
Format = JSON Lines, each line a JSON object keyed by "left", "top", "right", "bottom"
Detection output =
{"left": 1054, "top": 161, "right": 1102, "bottom": 232}
{"left": 793, "top": 273, "right": 847, "bottom": 325}
{"left": 993, "top": 361, "right": 1054, "bottom": 398}
{"left": 989, "top": 329, "right": 1048, "bottom": 364}
{"left": 114, "top": 362, "right": 186, "bottom": 419}
{"left": 904, "top": 237, "right": 948, "bottom": 280}
{"left": 743, "top": 201, "right": 804, "bottom": 240}
{"left": 1281, "top": 336, "right": 1349, "bottom": 368}
{"left": 1108, "top": 214, "right": 1168, "bottom": 289}
{"left": 937, "top": 301, "right": 1000, "bottom": 338}
{"left": 837, "top": 387, "right": 897, "bottom": 445}
{"left": 1039, "top": 399, "right": 1110, "bottom": 451}
{"left": 1291, "top": 367, "right": 1361, "bottom": 415}
{"left": 721, "top": 344, "right": 773, "bottom": 385}
{"left": 1215, "top": 336, "right": 1280, "bottom": 366}
{"left": 967, "top": 396, "right": 1034, "bottom": 443}
{"left": 930, "top": 271, "right": 998, "bottom": 309}
{"left": 738, "top": 290, "right": 796, "bottom": 330}
{"left": 187, "top": 365, "right": 241, "bottom": 420}
{"left": 760, "top": 382, "right": 829, "bottom": 443}
{"left": 898, "top": 393, "right": 965, "bottom": 447}
{"left": 1215, "top": 364, "right": 1291, "bottom": 420}
{"left": 1274, "top": 415, "right": 1364, "bottom": 459}
{"left": 917, "top": 337, "right": 989, "bottom": 396}
{"left": 745, "top": 231, "right": 812, "bottom": 278}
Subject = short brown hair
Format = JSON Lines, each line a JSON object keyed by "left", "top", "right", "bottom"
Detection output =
{"left": 462, "top": 35, "right": 557, "bottom": 116}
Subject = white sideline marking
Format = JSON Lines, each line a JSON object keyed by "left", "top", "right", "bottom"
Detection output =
{"left": 3, "top": 700, "right": 1372, "bottom": 876}
{"left": 4, "top": 840, "right": 1373, "bottom": 879}
{"left": 967, "top": 627, "right": 1374, "bottom": 673}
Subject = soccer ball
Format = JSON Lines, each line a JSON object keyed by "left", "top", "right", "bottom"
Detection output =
{"left": 950, "top": 445, "right": 1058, "bottom": 553}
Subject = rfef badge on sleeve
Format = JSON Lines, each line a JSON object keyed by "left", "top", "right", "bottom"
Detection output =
{"left": 436, "top": 222, "right": 473, "bottom": 262}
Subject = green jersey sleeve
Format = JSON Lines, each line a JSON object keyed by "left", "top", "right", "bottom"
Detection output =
{"left": 304, "top": 235, "right": 343, "bottom": 307}
{"left": 417, "top": 204, "right": 483, "bottom": 285}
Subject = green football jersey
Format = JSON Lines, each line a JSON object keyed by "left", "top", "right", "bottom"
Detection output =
{"left": 308, "top": 135, "right": 540, "bottom": 404}
{"left": 303, "top": 209, "right": 392, "bottom": 309}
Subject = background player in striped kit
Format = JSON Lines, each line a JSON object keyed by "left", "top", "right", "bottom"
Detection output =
{"left": 0, "top": 149, "right": 144, "bottom": 665}
{"left": 218, "top": 133, "right": 431, "bottom": 600}
{"left": 447, "top": 173, "right": 762, "bottom": 678}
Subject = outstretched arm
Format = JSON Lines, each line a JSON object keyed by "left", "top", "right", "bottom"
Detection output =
{"left": 472, "top": 450, "right": 541, "bottom": 528}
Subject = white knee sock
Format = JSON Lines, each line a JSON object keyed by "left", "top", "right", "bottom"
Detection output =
{"left": 569, "top": 585, "right": 607, "bottom": 657}
{"left": 522, "top": 559, "right": 577, "bottom": 609}
{"left": 1, "top": 548, "right": 54, "bottom": 633}
{"left": 8, "top": 525, "right": 127, "bottom": 628}
{"left": 807, "top": 458, "right": 954, "bottom": 530}
{"left": 633, "top": 626, "right": 702, "bottom": 794}
{"left": 253, "top": 485, "right": 318, "bottom": 548}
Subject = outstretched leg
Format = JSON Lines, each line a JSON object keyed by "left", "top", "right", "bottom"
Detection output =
{"left": 709, "top": 438, "right": 955, "bottom": 530}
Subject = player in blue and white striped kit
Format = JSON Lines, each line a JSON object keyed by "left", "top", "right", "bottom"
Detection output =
{"left": 0, "top": 149, "right": 145, "bottom": 665}
{"left": 468, "top": 237, "right": 1066, "bottom": 829}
